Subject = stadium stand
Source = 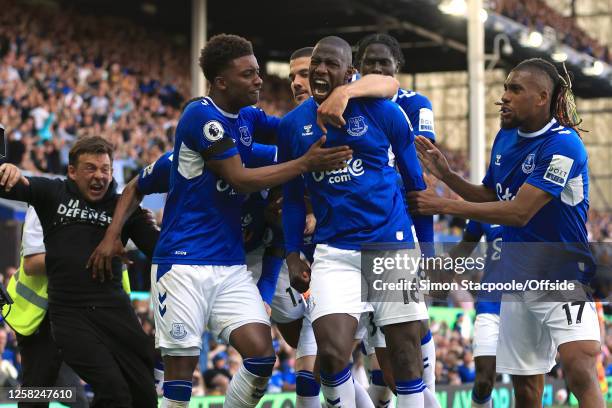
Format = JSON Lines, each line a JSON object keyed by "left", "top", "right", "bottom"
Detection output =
{"left": 492, "top": 0, "right": 611, "bottom": 62}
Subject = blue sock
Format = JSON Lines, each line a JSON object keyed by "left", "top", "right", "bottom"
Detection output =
{"left": 370, "top": 369, "right": 386, "bottom": 386}
{"left": 243, "top": 356, "right": 276, "bottom": 377}
{"left": 320, "top": 365, "right": 355, "bottom": 407}
{"left": 162, "top": 380, "right": 192, "bottom": 402}
{"left": 472, "top": 390, "right": 492, "bottom": 404}
{"left": 225, "top": 358, "right": 275, "bottom": 407}
{"left": 257, "top": 255, "right": 283, "bottom": 304}
{"left": 420, "top": 329, "right": 432, "bottom": 345}
{"left": 320, "top": 365, "right": 352, "bottom": 387}
{"left": 396, "top": 378, "right": 426, "bottom": 407}
{"left": 296, "top": 370, "right": 321, "bottom": 397}
{"left": 395, "top": 378, "right": 426, "bottom": 395}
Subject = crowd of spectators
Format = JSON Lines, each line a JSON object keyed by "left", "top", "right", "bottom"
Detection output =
{"left": 0, "top": 0, "right": 186, "bottom": 183}
{"left": 492, "top": 0, "right": 611, "bottom": 62}
{"left": 0, "top": 0, "right": 294, "bottom": 183}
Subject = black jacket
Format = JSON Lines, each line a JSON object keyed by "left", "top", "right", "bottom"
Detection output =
{"left": 2, "top": 177, "right": 158, "bottom": 307}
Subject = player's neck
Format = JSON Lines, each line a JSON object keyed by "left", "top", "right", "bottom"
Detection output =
{"left": 519, "top": 115, "right": 553, "bottom": 133}
{"left": 208, "top": 91, "right": 240, "bottom": 115}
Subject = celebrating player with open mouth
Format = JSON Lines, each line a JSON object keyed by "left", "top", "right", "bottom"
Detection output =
{"left": 280, "top": 36, "right": 436, "bottom": 408}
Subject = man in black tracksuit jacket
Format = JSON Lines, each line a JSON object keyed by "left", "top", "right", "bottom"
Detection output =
{"left": 0, "top": 136, "right": 158, "bottom": 407}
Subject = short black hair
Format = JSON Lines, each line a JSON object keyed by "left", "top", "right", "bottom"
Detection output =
{"left": 69, "top": 136, "right": 114, "bottom": 166}
{"left": 199, "top": 34, "right": 254, "bottom": 82}
{"left": 355, "top": 33, "right": 405, "bottom": 69}
{"left": 290, "top": 47, "right": 314, "bottom": 61}
{"left": 316, "top": 36, "right": 352, "bottom": 66}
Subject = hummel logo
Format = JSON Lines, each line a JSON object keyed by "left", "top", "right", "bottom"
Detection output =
{"left": 158, "top": 305, "right": 167, "bottom": 317}
{"left": 495, "top": 154, "right": 501, "bottom": 166}
{"left": 302, "top": 124, "right": 314, "bottom": 136}
{"left": 158, "top": 292, "right": 167, "bottom": 303}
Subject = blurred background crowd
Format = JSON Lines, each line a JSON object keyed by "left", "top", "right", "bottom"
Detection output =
{"left": 492, "top": 0, "right": 611, "bottom": 62}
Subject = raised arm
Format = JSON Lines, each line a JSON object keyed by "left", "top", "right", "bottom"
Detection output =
{"left": 410, "top": 183, "right": 551, "bottom": 227}
{"left": 0, "top": 165, "right": 57, "bottom": 222}
{"left": 87, "top": 152, "right": 172, "bottom": 279}
{"left": 446, "top": 183, "right": 550, "bottom": 227}
{"left": 206, "top": 136, "right": 351, "bottom": 194}
{"left": 87, "top": 177, "right": 145, "bottom": 280}
{"left": 410, "top": 133, "right": 583, "bottom": 228}
{"left": 316, "top": 74, "right": 400, "bottom": 132}
{"left": 343, "top": 74, "right": 399, "bottom": 99}
{"left": 0, "top": 163, "right": 31, "bottom": 198}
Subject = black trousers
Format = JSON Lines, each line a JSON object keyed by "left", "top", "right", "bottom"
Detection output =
{"left": 16, "top": 314, "right": 88, "bottom": 408}
{"left": 49, "top": 303, "right": 157, "bottom": 408}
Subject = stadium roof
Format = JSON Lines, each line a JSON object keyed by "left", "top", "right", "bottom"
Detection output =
{"left": 62, "top": 0, "right": 612, "bottom": 98}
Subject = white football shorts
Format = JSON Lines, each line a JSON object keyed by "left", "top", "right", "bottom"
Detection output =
{"left": 473, "top": 313, "right": 500, "bottom": 358}
{"left": 152, "top": 264, "right": 270, "bottom": 356}
{"left": 497, "top": 291, "right": 600, "bottom": 375}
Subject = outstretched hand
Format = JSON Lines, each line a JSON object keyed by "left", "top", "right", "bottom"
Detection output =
{"left": 406, "top": 185, "right": 448, "bottom": 216}
{"left": 414, "top": 136, "right": 451, "bottom": 181}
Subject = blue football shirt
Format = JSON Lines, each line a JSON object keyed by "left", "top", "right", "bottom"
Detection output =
{"left": 153, "top": 97, "right": 280, "bottom": 266}
{"left": 280, "top": 96, "right": 426, "bottom": 251}
{"left": 482, "top": 118, "right": 593, "bottom": 283}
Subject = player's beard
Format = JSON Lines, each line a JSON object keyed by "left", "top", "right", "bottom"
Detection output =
{"left": 246, "top": 90, "right": 260, "bottom": 106}
{"left": 500, "top": 115, "right": 520, "bottom": 129}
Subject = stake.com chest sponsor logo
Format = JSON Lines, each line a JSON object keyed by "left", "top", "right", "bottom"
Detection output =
{"left": 311, "top": 158, "right": 364, "bottom": 184}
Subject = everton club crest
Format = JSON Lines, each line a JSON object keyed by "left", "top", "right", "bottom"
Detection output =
{"left": 522, "top": 153, "right": 535, "bottom": 174}
{"left": 239, "top": 126, "right": 252, "bottom": 146}
{"left": 347, "top": 116, "right": 368, "bottom": 137}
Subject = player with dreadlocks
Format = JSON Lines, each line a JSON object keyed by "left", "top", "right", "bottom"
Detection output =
{"left": 407, "top": 58, "right": 603, "bottom": 407}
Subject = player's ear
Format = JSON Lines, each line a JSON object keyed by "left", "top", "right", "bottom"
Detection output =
{"left": 214, "top": 76, "right": 227, "bottom": 91}
{"left": 67, "top": 164, "right": 77, "bottom": 181}
{"left": 537, "top": 89, "right": 549, "bottom": 108}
